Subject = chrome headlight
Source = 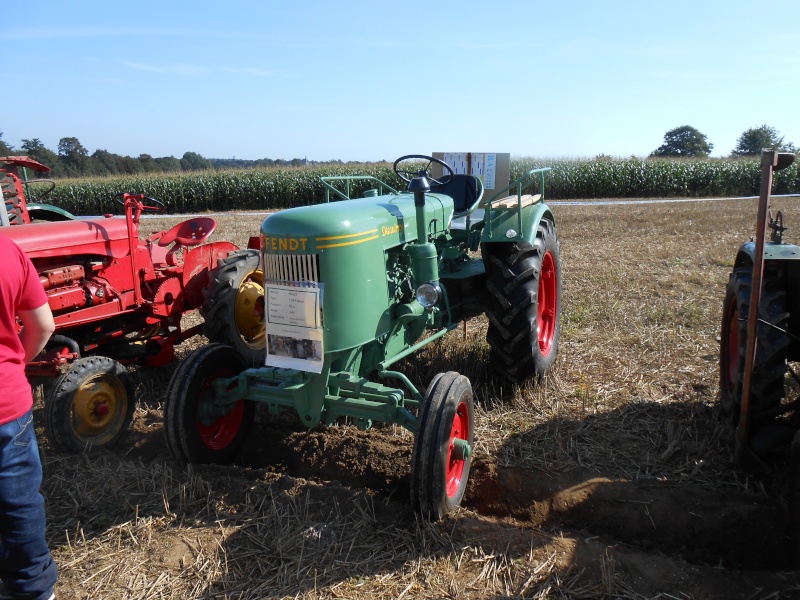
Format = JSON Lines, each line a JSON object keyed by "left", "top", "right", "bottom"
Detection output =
{"left": 416, "top": 282, "right": 441, "bottom": 309}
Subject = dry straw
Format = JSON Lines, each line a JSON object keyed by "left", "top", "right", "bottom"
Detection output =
{"left": 35, "top": 198, "right": 799, "bottom": 598}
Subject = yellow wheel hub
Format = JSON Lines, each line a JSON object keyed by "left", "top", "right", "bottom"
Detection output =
{"left": 73, "top": 375, "right": 127, "bottom": 437}
{"left": 235, "top": 272, "right": 265, "bottom": 349}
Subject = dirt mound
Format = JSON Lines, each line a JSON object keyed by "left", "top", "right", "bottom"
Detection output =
{"left": 469, "top": 459, "right": 790, "bottom": 570}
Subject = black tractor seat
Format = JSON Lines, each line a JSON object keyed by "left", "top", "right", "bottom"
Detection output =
{"left": 431, "top": 174, "right": 482, "bottom": 214}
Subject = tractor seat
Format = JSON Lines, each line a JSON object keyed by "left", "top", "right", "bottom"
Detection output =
{"left": 157, "top": 217, "right": 216, "bottom": 247}
{"left": 431, "top": 174, "right": 481, "bottom": 215}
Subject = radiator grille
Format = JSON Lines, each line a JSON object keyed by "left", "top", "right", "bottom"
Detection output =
{"left": 263, "top": 253, "right": 320, "bottom": 284}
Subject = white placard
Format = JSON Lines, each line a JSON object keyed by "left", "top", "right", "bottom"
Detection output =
{"left": 265, "top": 283, "right": 324, "bottom": 373}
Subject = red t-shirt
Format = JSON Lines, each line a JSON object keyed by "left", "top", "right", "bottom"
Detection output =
{"left": 0, "top": 234, "right": 48, "bottom": 425}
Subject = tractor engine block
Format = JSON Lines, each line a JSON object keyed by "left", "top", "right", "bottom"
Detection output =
{"left": 39, "top": 264, "right": 112, "bottom": 314}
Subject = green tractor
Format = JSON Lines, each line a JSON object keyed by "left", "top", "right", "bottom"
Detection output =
{"left": 720, "top": 150, "right": 798, "bottom": 461}
{"left": 163, "top": 155, "right": 562, "bottom": 519}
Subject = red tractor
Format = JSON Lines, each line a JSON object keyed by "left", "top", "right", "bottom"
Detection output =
{"left": 1, "top": 155, "right": 76, "bottom": 224}
{"left": 0, "top": 156, "right": 265, "bottom": 453}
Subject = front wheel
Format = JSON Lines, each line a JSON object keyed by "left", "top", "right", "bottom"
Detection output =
{"left": 202, "top": 250, "right": 265, "bottom": 367}
{"left": 163, "top": 344, "right": 254, "bottom": 464}
{"left": 719, "top": 264, "right": 788, "bottom": 423}
{"left": 411, "top": 372, "right": 475, "bottom": 520}
{"left": 44, "top": 357, "right": 136, "bottom": 452}
{"left": 485, "top": 218, "right": 562, "bottom": 383}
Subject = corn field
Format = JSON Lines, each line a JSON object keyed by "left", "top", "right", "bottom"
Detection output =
{"left": 30, "top": 157, "right": 800, "bottom": 215}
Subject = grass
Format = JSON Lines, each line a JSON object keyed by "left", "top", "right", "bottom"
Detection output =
{"left": 33, "top": 195, "right": 800, "bottom": 599}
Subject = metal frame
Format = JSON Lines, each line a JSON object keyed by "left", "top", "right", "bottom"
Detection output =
{"left": 737, "top": 149, "right": 796, "bottom": 463}
{"left": 321, "top": 176, "right": 400, "bottom": 202}
{"left": 484, "top": 167, "right": 550, "bottom": 241}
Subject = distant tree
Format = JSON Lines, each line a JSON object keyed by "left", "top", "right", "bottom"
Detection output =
{"left": 155, "top": 156, "right": 182, "bottom": 172}
{"left": 58, "top": 136, "right": 90, "bottom": 175}
{"left": 180, "top": 151, "right": 212, "bottom": 171}
{"left": 115, "top": 156, "right": 142, "bottom": 175}
{"left": 138, "top": 153, "right": 159, "bottom": 173}
{"left": 91, "top": 149, "right": 120, "bottom": 176}
{"left": 0, "top": 130, "right": 13, "bottom": 155}
{"left": 650, "top": 125, "right": 713, "bottom": 158}
{"left": 731, "top": 125, "right": 796, "bottom": 156}
{"left": 20, "top": 138, "right": 62, "bottom": 174}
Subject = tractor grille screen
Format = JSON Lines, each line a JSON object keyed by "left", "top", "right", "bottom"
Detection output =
{"left": 263, "top": 253, "right": 320, "bottom": 284}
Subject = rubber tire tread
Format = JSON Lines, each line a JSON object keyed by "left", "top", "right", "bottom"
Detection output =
{"left": 484, "top": 218, "right": 562, "bottom": 383}
{"left": 164, "top": 343, "right": 254, "bottom": 464}
{"left": 789, "top": 430, "right": 800, "bottom": 565}
{"left": 44, "top": 356, "right": 135, "bottom": 453}
{"left": 202, "top": 249, "right": 264, "bottom": 367}
{"left": 720, "top": 264, "right": 789, "bottom": 423}
{"left": 410, "top": 372, "right": 474, "bottom": 520}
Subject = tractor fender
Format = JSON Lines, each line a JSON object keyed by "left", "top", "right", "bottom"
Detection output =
{"left": 182, "top": 241, "right": 239, "bottom": 309}
{"left": 734, "top": 241, "right": 800, "bottom": 268}
{"left": 481, "top": 202, "right": 555, "bottom": 247}
{"left": 26, "top": 203, "right": 76, "bottom": 222}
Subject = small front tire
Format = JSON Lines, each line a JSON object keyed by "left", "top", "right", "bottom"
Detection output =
{"left": 411, "top": 372, "right": 475, "bottom": 520}
{"left": 44, "top": 357, "right": 136, "bottom": 452}
{"left": 164, "top": 344, "right": 254, "bottom": 464}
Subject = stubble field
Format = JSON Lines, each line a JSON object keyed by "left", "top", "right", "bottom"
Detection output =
{"left": 34, "top": 198, "right": 800, "bottom": 599}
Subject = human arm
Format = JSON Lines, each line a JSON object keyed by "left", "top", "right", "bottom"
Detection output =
{"left": 18, "top": 303, "right": 56, "bottom": 362}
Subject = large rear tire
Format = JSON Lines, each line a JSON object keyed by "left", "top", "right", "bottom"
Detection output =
{"left": 202, "top": 249, "right": 265, "bottom": 367}
{"left": 411, "top": 372, "right": 474, "bottom": 520}
{"left": 719, "top": 264, "right": 789, "bottom": 423}
{"left": 485, "top": 218, "right": 562, "bottom": 383}
{"left": 44, "top": 357, "right": 136, "bottom": 452}
{"left": 163, "top": 344, "right": 254, "bottom": 464}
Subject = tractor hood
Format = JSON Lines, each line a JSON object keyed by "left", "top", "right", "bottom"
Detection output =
{"left": 0, "top": 218, "right": 131, "bottom": 259}
{"left": 261, "top": 192, "right": 452, "bottom": 254}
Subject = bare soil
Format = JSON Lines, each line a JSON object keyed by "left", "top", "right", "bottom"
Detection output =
{"left": 35, "top": 201, "right": 800, "bottom": 598}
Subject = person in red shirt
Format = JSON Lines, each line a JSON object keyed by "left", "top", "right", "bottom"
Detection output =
{"left": 0, "top": 234, "right": 57, "bottom": 600}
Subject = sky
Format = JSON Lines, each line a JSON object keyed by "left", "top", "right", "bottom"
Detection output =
{"left": 3, "top": 0, "right": 799, "bottom": 162}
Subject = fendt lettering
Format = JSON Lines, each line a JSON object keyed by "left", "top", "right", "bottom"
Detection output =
{"left": 164, "top": 154, "right": 562, "bottom": 521}
{"left": 263, "top": 236, "right": 308, "bottom": 252}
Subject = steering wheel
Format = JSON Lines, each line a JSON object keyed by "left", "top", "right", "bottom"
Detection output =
{"left": 25, "top": 178, "right": 56, "bottom": 202}
{"left": 114, "top": 193, "right": 166, "bottom": 213}
{"left": 393, "top": 155, "right": 454, "bottom": 188}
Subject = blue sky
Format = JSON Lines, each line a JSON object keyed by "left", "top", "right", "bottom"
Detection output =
{"left": 4, "top": 0, "right": 799, "bottom": 162}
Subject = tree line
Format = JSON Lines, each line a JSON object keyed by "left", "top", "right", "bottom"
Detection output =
{"left": 650, "top": 124, "right": 796, "bottom": 159}
{"left": 3, "top": 125, "right": 795, "bottom": 179}
{"left": 0, "top": 132, "right": 349, "bottom": 179}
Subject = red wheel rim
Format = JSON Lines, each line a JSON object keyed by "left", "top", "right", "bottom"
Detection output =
{"left": 724, "top": 296, "right": 739, "bottom": 396}
{"left": 197, "top": 369, "right": 245, "bottom": 450}
{"left": 445, "top": 400, "right": 470, "bottom": 498}
{"left": 538, "top": 250, "right": 557, "bottom": 356}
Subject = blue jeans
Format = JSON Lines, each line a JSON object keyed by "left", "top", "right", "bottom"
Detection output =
{"left": 0, "top": 410, "right": 56, "bottom": 600}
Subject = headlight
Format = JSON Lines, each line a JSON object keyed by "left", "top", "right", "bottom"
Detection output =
{"left": 416, "top": 282, "right": 441, "bottom": 308}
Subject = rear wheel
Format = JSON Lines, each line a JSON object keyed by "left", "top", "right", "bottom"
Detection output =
{"left": 485, "top": 218, "right": 562, "bottom": 383}
{"left": 411, "top": 372, "right": 474, "bottom": 520}
{"left": 202, "top": 249, "right": 265, "bottom": 367}
{"left": 44, "top": 357, "right": 135, "bottom": 452}
{"left": 719, "top": 264, "right": 789, "bottom": 423}
{"left": 163, "top": 344, "right": 254, "bottom": 464}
